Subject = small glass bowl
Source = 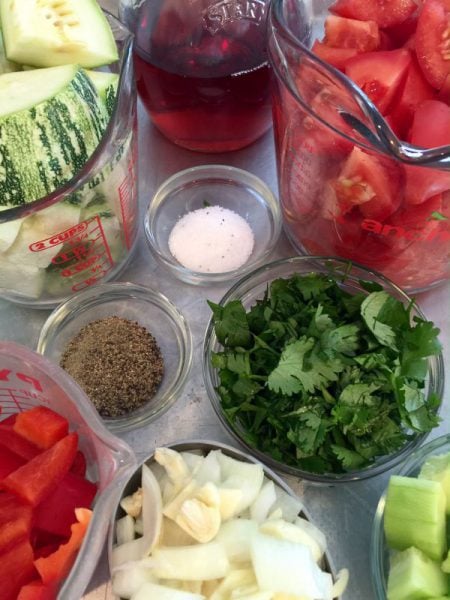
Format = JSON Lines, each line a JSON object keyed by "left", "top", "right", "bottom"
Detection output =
{"left": 143, "top": 165, "right": 282, "bottom": 285}
{"left": 203, "top": 256, "right": 445, "bottom": 484}
{"left": 371, "top": 434, "right": 450, "bottom": 599}
{"left": 37, "top": 282, "right": 193, "bottom": 433}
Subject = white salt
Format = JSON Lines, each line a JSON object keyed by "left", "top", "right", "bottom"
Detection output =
{"left": 168, "top": 205, "right": 255, "bottom": 273}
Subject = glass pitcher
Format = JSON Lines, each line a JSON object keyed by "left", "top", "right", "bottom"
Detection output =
{"left": 119, "top": 0, "right": 273, "bottom": 153}
{"left": 268, "top": 0, "right": 450, "bottom": 293}
{"left": 0, "top": 12, "right": 138, "bottom": 309}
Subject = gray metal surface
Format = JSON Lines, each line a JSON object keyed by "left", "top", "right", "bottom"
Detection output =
{"left": 0, "top": 106, "right": 449, "bottom": 600}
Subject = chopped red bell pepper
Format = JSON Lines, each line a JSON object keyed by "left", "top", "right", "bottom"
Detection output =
{"left": 0, "top": 414, "right": 17, "bottom": 426}
{"left": 0, "top": 444, "right": 25, "bottom": 479}
{"left": 0, "top": 424, "right": 41, "bottom": 461}
{"left": 34, "top": 508, "right": 92, "bottom": 585}
{"left": 2, "top": 433, "right": 78, "bottom": 506}
{"left": 34, "top": 471, "right": 97, "bottom": 538}
{"left": 0, "top": 493, "right": 33, "bottom": 552}
{"left": 0, "top": 538, "right": 36, "bottom": 600}
{"left": 17, "top": 580, "right": 57, "bottom": 600}
{"left": 70, "top": 450, "right": 87, "bottom": 477}
{"left": 14, "top": 406, "right": 69, "bottom": 450}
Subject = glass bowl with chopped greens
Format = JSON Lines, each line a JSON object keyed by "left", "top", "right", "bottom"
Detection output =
{"left": 371, "top": 434, "right": 450, "bottom": 599}
{"left": 202, "top": 256, "right": 445, "bottom": 483}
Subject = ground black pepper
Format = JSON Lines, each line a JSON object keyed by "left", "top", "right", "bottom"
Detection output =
{"left": 60, "top": 316, "right": 164, "bottom": 418}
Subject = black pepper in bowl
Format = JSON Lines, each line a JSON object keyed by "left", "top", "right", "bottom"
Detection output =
{"left": 60, "top": 316, "right": 164, "bottom": 418}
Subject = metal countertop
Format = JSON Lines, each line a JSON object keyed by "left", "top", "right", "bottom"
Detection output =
{"left": 0, "top": 103, "right": 449, "bottom": 600}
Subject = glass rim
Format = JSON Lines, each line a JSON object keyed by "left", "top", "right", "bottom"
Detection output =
{"left": 202, "top": 256, "right": 445, "bottom": 483}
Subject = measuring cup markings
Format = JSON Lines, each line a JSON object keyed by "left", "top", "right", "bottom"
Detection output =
{"left": 118, "top": 143, "right": 138, "bottom": 251}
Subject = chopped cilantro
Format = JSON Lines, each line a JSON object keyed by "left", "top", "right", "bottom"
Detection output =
{"left": 208, "top": 273, "right": 442, "bottom": 474}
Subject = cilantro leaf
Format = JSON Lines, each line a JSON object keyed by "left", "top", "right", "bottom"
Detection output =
{"left": 208, "top": 300, "right": 251, "bottom": 348}
{"left": 267, "top": 338, "right": 315, "bottom": 395}
{"left": 360, "top": 291, "right": 398, "bottom": 347}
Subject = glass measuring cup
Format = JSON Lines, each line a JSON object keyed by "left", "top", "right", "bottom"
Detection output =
{"left": 0, "top": 341, "right": 137, "bottom": 599}
{"left": 119, "top": 0, "right": 273, "bottom": 152}
{"left": 268, "top": 0, "right": 450, "bottom": 293}
{"left": 0, "top": 12, "right": 138, "bottom": 309}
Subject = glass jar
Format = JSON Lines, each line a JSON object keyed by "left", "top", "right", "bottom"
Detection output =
{"left": 119, "top": 0, "right": 273, "bottom": 152}
{"left": 267, "top": 0, "right": 450, "bottom": 293}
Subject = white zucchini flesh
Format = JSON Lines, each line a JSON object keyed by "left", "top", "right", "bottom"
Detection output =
{"left": 0, "top": 0, "right": 118, "bottom": 68}
{"left": 0, "top": 65, "right": 81, "bottom": 116}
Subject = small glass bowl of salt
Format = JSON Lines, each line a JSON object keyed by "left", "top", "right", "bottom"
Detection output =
{"left": 143, "top": 165, "right": 282, "bottom": 285}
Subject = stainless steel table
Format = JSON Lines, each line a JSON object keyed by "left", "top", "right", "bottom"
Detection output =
{"left": 0, "top": 103, "right": 449, "bottom": 600}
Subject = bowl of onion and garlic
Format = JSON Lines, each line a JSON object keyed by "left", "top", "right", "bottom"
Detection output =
{"left": 109, "top": 440, "right": 349, "bottom": 599}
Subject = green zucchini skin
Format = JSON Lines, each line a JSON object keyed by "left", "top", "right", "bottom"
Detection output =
{"left": 0, "top": 67, "right": 109, "bottom": 206}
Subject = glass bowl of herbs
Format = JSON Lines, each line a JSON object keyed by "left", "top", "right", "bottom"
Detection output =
{"left": 202, "top": 256, "right": 444, "bottom": 483}
{"left": 37, "top": 282, "right": 193, "bottom": 433}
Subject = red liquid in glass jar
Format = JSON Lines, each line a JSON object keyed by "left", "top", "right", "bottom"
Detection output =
{"left": 134, "top": 11, "right": 272, "bottom": 152}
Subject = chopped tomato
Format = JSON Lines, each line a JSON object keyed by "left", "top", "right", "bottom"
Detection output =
{"left": 416, "top": 0, "right": 450, "bottom": 89}
{"left": 437, "top": 73, "right": 450, "bottom": 101}
{"left": 387, "top": 56, "right": 436, "bottom": 139}
{"left": 324, "top": 15, "right": 380, "bottom": 51}
{"left": 379, "top": 30, "right": 396, "bottom": 49}
{"left": 330, "top": 0, "right": 418, "bottom": 28}
{"left": 404, "top": 100, "right": 450, "bottom": 203}
{"left": 345, "top": 49, "right": 411, "bottom": 114}
{"left": 311, "top": 40, "right": 359, "bottom": 71}
{"left": 384, "top": 13, "right": 420, "bottom": 46}
{"left": 14, "top": 406, "right": 69, "bottom": 450}
{"left": 34, "top": 508, "right": 92, "bottom": 585}
{"left": 331, "top": 147, "right": 403, "bottom": 219}
{"left": 2, "top": 433, "right": 78, "bottom": 506}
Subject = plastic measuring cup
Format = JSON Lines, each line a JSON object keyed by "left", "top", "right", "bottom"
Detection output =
{"left": 0, "top": 12, "right": 138, "bottom": 308}
{"left": 267, "top": 0, "right": 450, "bottom": 293}
{"left": 0, "top": 341, "right": 137, "bottom": 599}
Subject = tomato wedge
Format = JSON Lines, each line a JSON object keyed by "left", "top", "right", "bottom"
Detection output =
{"left": 331, "top": 147, "right": 403, "bottom": 219}
{"left": 330, "top": 0, "right": 418, "bottom": 28}
{"left": 324, "top": 15, "right": 380, "bottom": 51}
{"left": 416, "top": 0, "right": 450, "bottom": 89}
{"left": 311, "top": 40, "right": 359, "bottom": 71}
{"left": 387, "top": 56, "right": 435, "bottom": 139}
{"left": 404, "top": 100, "right": 450, "bottom": 204}
{"left": 345, "top": 49, "right": 411, "bottom": 114}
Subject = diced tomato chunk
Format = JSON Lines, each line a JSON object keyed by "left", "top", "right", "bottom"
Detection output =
{"left": 2, "top": 433, "right": 78, "bottom": 506}
{"left": 34, "top": 471, "right": 97, "bottom": 538}
{"left": 0, "top": 414, "right": 17, "bottom": 426}
{"left": 404, "top": 100, "right": 450, "bottom": 203}
{"left": 345, "top": 49, "right": 411, "bottom": 114}
{"left": 0, "top": 445, "right": 25, "bottom": 479}
{"left": 0, "top": 538, "right": 36, "bottom": 600}
{"left": 311, "top": 40, "right": 359, "bottom": 70}
{"left": 0, "top": 424, "right": 41, "bottom": 461}
{"left": 324, "top": 15, "right": 380, "bottom": 51}
{"left": 330, "top": 0, "right": 418, "bottom": 28}
{"left": 387, "top": 56, "right": 436, "bottom": 139}
{"left": 34, "top": 508, "right": 92, "bottom": 585}
{"left": 14, "top": 406, "right": 69, "bottom": 450}
{"left": 384, "top": 13, "right": 420, "bottom": 47}
{"left": 331, "top": 147, "right": 403, "bottom": 219}
{"left": 17, "top": 580, "right": 57, "bottom": 600}
{"left": 416, "top": 0, "right": 450, "bottom": 89}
